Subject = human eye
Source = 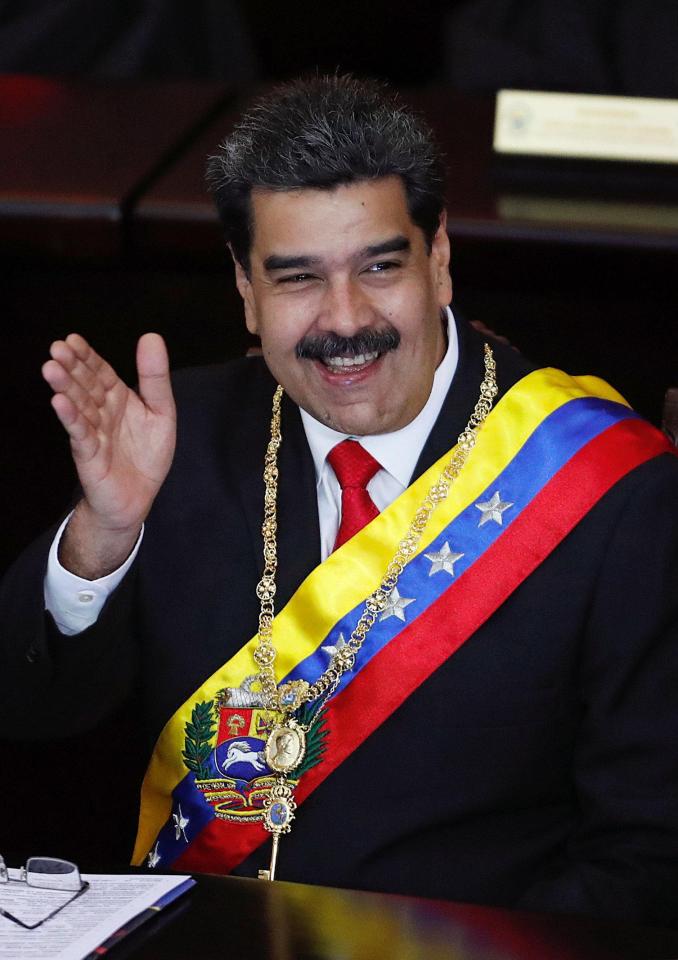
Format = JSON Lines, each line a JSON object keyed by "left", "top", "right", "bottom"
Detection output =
{"left": 363, "top": 260, "right": 401, "bottom": 277}
{"left": 277, "top": 272, "right": 318, "bottom": 285}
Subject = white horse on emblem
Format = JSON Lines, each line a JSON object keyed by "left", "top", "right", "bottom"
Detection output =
{"left": 221, "top": 740, "right": 266, "bottom": 774}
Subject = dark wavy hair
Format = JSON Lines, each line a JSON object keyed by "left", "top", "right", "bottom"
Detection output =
{"left": 206, "top": 74, "right": 446, "bottom": 274}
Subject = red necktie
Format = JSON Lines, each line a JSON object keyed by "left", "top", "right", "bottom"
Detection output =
{"left": 327, "top": 439, "right": 381, "bottom": 551}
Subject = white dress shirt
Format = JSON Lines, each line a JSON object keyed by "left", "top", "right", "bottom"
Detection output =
{"left": 44, "top": 308, "right": 459, "bottom": 634}
{"left": 302, "top": 307, "right": 458, "bottom": 559}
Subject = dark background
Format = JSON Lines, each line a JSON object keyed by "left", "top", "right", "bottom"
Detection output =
{"left": 1, "top": 0, "right": 677, "bottom": 870}
{"left": 3, "top": 1, "right": 678, "bottom": 95}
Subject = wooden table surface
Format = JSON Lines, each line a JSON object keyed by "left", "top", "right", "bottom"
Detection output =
{"left": 100, "top": 873, "right": 678, "bottom": 960}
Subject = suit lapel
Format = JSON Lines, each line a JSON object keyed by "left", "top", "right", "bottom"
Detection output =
{"left": 413, "top": 317, "right": 533, "bottom": 481}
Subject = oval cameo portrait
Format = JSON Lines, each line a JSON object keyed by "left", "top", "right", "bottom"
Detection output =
{"left": 265, "top": 724, "right": 306, "bottom": 774}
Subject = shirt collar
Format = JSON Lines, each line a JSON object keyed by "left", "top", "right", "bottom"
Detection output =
{"left": 300, "top": 306, "right": 459, "bottom": 487}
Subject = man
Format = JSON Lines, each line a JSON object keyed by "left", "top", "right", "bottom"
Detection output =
{"left": 2, "top": 75, "right": 678, "bottom": 924}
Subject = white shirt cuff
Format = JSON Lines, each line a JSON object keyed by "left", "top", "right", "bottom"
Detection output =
{"left": 43, "top": 512, "right": 143, "bottom": 636}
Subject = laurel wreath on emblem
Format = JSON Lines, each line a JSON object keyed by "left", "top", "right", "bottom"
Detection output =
{"left": 292, "top": 702, "right": 329, "bottom": 777}
{"left": 182, "top": 701, "right": 217, "bottom": 781}
{"left": 181, "top": 698, "right": 329, "bottom": 781}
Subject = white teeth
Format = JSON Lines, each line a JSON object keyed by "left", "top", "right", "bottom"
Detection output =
{"left": 324, "top": 350, "right": 379, "bottom": 370}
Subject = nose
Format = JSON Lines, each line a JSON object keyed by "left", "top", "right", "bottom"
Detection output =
{"left": 316, "top": 277, "right": 375, "bottom": 335}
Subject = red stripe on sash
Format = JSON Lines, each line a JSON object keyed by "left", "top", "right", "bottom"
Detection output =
{"left": 173, "top": 419, "right": 673, "bottom": 873}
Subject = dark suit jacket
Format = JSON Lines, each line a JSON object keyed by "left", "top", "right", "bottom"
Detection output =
{"left": 2, "top": 320, "right": 678, "bottom": 925}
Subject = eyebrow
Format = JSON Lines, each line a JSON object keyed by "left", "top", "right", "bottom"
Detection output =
{"left": 262, "top": 235, "right": 411, "bottom": 273}
{"left": 263, "top": 254, "right": 322, "bottom": 271}
{"left": 361, "top": 235, "right": 410, "bottom": 257}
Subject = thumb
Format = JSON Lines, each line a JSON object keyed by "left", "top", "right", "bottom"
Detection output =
{"left": 136, "top": 333, "right": 175, "bottom": 416}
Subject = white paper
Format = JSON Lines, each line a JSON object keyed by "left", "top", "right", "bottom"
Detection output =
{"left": 0, "top": 869, "right": 193, "bottom": 960}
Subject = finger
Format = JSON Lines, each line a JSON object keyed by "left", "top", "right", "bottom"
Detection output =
{"left": 66, "top": 333, "right": 122, "bottom": 390}
{"left": 42, "top": 358, "right": 103, "bottom": 430}
{"left": 50, "top": 393, "right": 100, "bottom": 463}
{"left": 52, "top": 335, "right": 118, "bottom": 397}
{"left": 136, "top": 333, "right": 175, "bottom": 417}
{"left": 47, "top": 340, "right": 106, "bottom": 406}
{"left": 64, "top": 333, "right": 119, "bottom": 391}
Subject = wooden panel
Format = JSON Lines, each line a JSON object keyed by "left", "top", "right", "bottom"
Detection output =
{"left": 0, "top": 75, "right": 231, "bottom": 259}
{"left": 404, "top": 88, "right": 678, "bottom": 251}
{"left": 133, "top": 86, "right": 678, "bottom": 261}
{"left": 131, "top": 99, "right": 246, "bottom": 262}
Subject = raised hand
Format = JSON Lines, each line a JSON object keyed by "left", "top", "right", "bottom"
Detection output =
{"left": 42, "top": 333, "right": 177, "bottom": 579}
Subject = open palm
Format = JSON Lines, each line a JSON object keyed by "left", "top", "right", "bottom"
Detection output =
{"left": 42, "top": 333, "right": 176, "bottom": 536}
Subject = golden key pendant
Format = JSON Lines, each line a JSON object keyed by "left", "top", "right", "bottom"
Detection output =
{"left": 258, "top": 833, "right": 280, "bottom": 882}
{"left": 258, "top": 781, "right": 297, "bottom": 881}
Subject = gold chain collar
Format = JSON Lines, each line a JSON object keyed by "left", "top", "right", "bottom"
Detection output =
{"left": 254, "top": 343, "right": 498, "bottom": 716}
{"left": 252, "top": 343, "right": 497, "bottom": 879}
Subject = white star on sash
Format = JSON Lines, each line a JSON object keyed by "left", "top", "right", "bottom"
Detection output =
{"left": 424, "top": 541, "right": 464, "bottom": 576}
{"left": 475, "top": 491, "right": 514, "bottom": 527}
{"left": 147, "top": 842, "right": 161, "bottom": 868}
{"left": 379, "top": 586, "right": 416, "bottom": 622}
{"left": 322, "top": 633, "right": 347, "bottom": 659}
{"left": 173, "top": 803, "right": 189, "bottom": 842}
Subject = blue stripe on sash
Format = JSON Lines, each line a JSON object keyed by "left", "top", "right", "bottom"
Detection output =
{"left": 149, "top": 773, "right": 213, "bottom": 867}
{"left": 283, "top": 397, "right": 638, "bottom": 697}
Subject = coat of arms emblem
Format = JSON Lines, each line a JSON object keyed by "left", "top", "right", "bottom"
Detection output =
{"left": 181, "top": 676, "right": 327, "bottom": 822}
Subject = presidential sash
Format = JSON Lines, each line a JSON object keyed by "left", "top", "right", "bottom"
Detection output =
{"left": 132, "top": 368, "right": 673, "bottom": 873}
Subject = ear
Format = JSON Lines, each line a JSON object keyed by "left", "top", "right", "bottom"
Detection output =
{"left": 431, "top": 211, "right": 452, "bottom": 309}
{"left": 232, "top": 251, "right": 259, "bottom": 335}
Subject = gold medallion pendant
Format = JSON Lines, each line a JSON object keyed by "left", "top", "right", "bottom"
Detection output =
{"left": 265, "top": 722, "right": 306, "bottom": 774}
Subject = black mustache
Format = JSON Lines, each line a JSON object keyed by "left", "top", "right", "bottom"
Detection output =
{"left": 295, "top": 327, "right": 400, "bottom": 360}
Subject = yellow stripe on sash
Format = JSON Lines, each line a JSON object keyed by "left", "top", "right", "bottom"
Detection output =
{"left": 132, "top": 368, "right": 627, "bottom": 863}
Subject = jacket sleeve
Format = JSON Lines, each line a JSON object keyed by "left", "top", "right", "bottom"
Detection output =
{"left": 0, "top": 525, "right": 139, "bottom": 739}
{"left": 517, "top": 452, "right": 678, "bottom": 926}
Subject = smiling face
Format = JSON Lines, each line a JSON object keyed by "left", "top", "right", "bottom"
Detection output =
{"left": 234, "top": 176, "right": 452, "bottom": 435}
